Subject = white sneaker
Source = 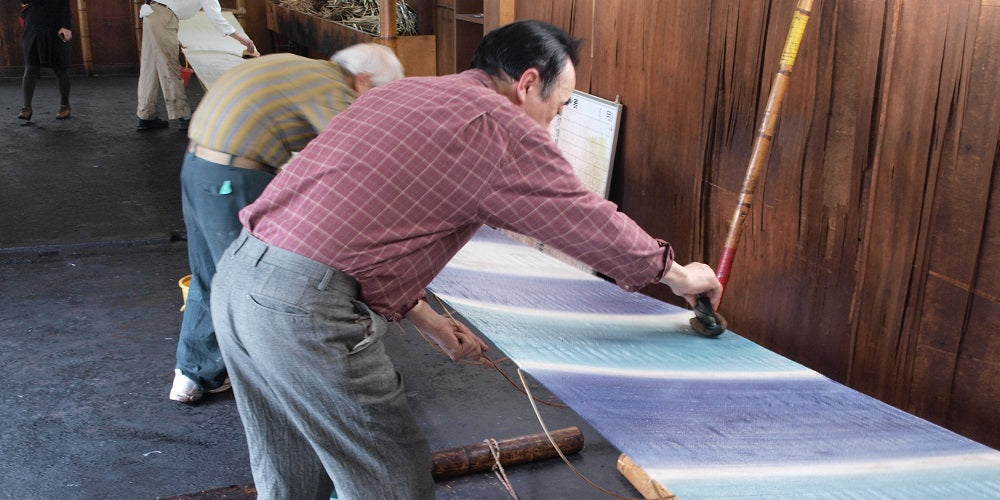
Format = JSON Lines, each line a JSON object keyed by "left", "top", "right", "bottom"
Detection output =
{"left": 169, "top": 369, "right": 203, "bottom": 403}
{"left": 170, "top": 369, "right": 232, "bottom": 403}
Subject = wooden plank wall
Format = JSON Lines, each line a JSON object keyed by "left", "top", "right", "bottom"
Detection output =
{"left": 518, "top": 0, "right": 1000, "bottom": 450}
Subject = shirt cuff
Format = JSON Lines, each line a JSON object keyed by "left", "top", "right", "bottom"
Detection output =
{"left": 618, "top": 239, "right": 673, "bottom": 293}
{"left": 653, "top": 239, "right": 674, "bottom": 283}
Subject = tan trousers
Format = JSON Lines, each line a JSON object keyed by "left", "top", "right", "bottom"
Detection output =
{"left": 136, "top": 3, "right": 190, "bottom": 120}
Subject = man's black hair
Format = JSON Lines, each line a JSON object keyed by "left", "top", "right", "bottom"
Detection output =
{"left": 472, "top": 20, "right": 582, "bottom": 98}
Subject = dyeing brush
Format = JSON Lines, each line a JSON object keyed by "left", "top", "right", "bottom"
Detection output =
{"left": 690, "top": 294, "right": 727, "bottom": 337}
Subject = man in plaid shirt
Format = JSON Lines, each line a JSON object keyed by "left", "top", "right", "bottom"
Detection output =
{"left": 212, "top": 20, "right": 723, "bottom": 499}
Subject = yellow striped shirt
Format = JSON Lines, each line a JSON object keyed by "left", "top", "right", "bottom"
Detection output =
{"left": 187, "top": 53, "right": 357, "bottom": 170}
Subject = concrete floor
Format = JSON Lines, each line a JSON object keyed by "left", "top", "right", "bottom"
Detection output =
{"left": 0, "top": 74, "right": 639, "bottom": 499}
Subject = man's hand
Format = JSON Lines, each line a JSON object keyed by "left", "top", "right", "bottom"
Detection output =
{"left": 405, "top": 300, "right": 491, "bottom": 365}
{"left": 230, "top": 32, "right": 256, "bottom": 55}
{"left": 57, "top": 28, "right": 72, "bottom": 42}
{"left": 660, "top": 261, "right": 723, "bottom": 310}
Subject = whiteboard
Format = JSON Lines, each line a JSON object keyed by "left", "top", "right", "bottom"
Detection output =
{"left": 548, "top": 89, "right": 623, "bottom": 198}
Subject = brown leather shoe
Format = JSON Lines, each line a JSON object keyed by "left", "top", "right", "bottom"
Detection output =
{"left": 56, "top": 105, "right": 71, "bottom": 120}
{"left": 18, "top": 107, "right": 32, "bottom": 120}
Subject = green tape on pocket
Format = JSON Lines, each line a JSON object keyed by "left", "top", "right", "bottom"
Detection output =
{"left": 219, "top": 180, "right": 232, "bottom": 195}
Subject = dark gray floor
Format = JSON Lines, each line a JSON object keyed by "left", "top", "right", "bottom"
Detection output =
{"left": 0, "top": 74, "right": 639, "bottom": 499}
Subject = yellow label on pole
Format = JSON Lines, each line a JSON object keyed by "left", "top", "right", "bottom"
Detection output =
{"left": 779, "top": 11, "right": 810, "bottom": 68}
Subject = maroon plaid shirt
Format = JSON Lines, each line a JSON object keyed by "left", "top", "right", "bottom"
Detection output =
{"left": 241, "top": 70, "right": 672, "bottom": 320}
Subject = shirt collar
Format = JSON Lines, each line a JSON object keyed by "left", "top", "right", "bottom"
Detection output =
{"left": 463, "top": 68, "right": 497, "bottom": 91}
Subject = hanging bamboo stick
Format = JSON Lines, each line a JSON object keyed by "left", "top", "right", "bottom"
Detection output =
{"left": 716, "top": 0, "right": 815, "bottom": 292}
{"left": 691, "top": 0, "right": 814, "bottom": 337}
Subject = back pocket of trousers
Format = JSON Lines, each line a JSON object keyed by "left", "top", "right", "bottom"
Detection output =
{"left": 248, "top": 293, "right": 311, "bottom": 317}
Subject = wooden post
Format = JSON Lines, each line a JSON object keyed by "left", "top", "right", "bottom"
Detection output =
{"left": 378, "top": 0, "right": 398, "bottom": 51}
{"left": 131, "top": 0, "right": 143, "bottom": 57}
{"left": 75, "top": 0, "right": 94, "bottom": 75}
{"left": 483, "top": 0, "right": 514, "bottom": 33}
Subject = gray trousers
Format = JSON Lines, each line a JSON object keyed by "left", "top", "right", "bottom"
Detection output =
{"left": 211, "top": 230, "right": 434, "bottom": 500}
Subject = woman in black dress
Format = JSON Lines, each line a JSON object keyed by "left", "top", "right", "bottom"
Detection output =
{"left": 19, "top": 0, "right": 73, "bottom": 121}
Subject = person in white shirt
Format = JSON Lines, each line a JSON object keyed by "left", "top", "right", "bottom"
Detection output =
{"left": 135, "top": 0, "right": 255, "bottom": 131}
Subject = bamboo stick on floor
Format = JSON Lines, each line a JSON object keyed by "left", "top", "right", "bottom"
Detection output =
{"left": 158, "top": 427, "right": 585, "bottom": 499}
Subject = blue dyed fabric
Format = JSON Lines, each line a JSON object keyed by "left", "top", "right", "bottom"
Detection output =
{"left": 428, "top": 227, "right": 1000, "bottom": 499}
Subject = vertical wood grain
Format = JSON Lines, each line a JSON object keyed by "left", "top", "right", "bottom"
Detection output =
{"left": 0, "top": 0, "right": 996, "bottom": 450}
{"left": 516, "top": 0, "right": 1000, "bottom": 449}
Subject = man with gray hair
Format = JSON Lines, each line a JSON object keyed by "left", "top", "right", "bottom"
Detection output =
{"left": 170, "top": 43, "right": 405, "bottom": 403}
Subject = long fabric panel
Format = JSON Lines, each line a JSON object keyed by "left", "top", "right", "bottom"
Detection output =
{"left": 427, "top": 227, "right": 1000, "bottom": 498}
{"left": 177, "top": 12, "right": 251, "bottom": 89}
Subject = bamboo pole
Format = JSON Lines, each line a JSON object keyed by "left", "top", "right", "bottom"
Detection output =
{"left": 75, "top": 0, "right": 93, "bottom": 75}
{"left": 432, "top": 426, "right": 584, "bottom": 478}
{"left": 715, "top": 0, "right": 815, "bottom": 293}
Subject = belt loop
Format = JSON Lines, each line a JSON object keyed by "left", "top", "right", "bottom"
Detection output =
{"left": 254, "top": 246, "right": 268, "bottom": 267}
{"left": 317, "top": 269, "right": 333, "bottom": 291}
{"left": 231, "top": 233, "right": 250, "bottom": 256}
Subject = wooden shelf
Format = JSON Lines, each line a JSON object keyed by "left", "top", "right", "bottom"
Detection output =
{"left": 454, "top": 13, "right": 485, "bottom": 24}
{"left": 265, "top": 0, "right": 436, "bottom": 76}
{"left": 435, "top": 0, "right": 513, "bottom": 75}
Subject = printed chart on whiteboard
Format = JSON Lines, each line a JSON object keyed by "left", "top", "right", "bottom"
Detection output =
{"left": 548, "top": 90, "right": 623, "bottom": 198}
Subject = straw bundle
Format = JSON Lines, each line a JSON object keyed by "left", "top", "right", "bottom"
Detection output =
{"left": 277, "top": 0, "right": 417, "bottom": 36}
